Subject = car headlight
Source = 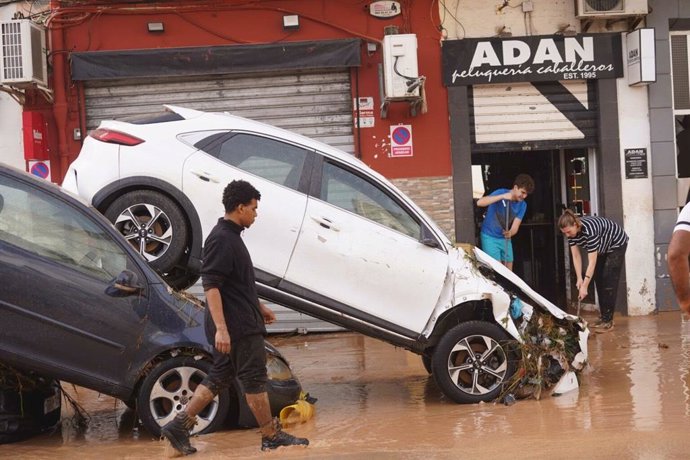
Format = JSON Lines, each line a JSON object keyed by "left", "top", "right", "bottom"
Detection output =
{"left": 266, "top": 355, "right": 294, "bottom": 381}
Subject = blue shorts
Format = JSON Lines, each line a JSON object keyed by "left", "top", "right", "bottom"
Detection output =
{"left": 480, "top": 233, "right": 513, "bottom": 263}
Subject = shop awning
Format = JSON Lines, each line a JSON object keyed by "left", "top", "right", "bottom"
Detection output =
{"left": 70, "top": 38, "right": 361, "bottom": 81}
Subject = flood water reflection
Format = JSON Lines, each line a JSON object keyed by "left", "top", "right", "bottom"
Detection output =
{"left": 4, "top": 311, "right": 690, "bottom": 459}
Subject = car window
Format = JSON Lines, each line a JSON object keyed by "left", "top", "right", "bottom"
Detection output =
{"left": 212, "top": 134, "right": 308, "bottom": 191}
{"left": 320, "top": 161, "right": 421, "bottom": 239}
{"left": 0, "top": 175, "right": 130, "bottom": 282}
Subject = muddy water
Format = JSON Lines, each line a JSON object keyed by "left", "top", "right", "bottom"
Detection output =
{"left": 4, "top": 311, "right": 690, "bottom": 459}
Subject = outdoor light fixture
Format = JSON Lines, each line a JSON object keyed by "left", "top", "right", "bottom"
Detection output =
{"left": 283, "top": 15, "right": 299, "bottom": 30}
{"left": 147, "top": 22, "right": 164, "bottom": 33}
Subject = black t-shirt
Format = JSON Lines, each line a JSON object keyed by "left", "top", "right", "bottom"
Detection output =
{"left": 201, "top": 218, "right": 266, "bottom": 343}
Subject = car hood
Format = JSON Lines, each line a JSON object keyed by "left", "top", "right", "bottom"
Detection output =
{"left": 429, "top": 243, "right": 588, "bottom": 362}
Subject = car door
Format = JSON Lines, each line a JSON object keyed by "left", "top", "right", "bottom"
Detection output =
{"left": 0, "top": 172, "right": 149, "bottom": 388}
{"left": 283, "top": 157, "right": 449, "bottom": 334}
{"left": 182, "top": 132, "right": 310, "bottom": 281}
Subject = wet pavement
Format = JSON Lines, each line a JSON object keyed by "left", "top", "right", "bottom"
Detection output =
{"left": 4, "top": 311, "right": 690, "bottom": 459}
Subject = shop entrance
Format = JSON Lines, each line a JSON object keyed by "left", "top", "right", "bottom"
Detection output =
{"left": 472, "top": 150, "right": 566, "bottom": 306}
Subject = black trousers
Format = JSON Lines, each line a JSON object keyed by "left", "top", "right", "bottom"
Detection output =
{"left": 593, "top": 243, "right": 627, "bottom": 322}
{"left": 201, "top": 333, "right": 268, "bottom": 395}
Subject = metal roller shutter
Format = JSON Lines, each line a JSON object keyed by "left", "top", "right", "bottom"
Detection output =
{"left": 83, "top": 69, "right": 355, "bottom": 153}
{"left": 470, "top": 80, "right": 598, "bottom": 152}
{"left": 84, "top": 69, "right": 354, "bottom": 333}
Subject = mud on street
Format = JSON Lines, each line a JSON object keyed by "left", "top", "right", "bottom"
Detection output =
{"left": 3, "top": 311, "right": 690, "bottom": 459}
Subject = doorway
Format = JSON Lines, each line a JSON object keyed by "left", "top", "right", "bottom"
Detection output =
{"left": 472, "top": 150, "right": 565, "bottom": 306}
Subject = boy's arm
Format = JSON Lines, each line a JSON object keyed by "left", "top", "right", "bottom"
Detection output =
{"left": 476, "top": 190, "right": 512, "bottom": 207}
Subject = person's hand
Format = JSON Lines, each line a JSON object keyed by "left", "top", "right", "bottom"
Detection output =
{"left": 215, "top": 328, "right": 231, "bottom": 354}
{"left": 503, "top": 191, "right": 514, "bottom": 201}
{"left": 502, "top": 229, "right": 512, "bottom": 239}
{"left": 260, "top": 302, "right": 276, "bottom": 325}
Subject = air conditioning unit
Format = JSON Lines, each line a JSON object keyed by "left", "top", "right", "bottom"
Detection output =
{"left": 382, "top": 33, "right": 420, "bottom": 99}
{"left": 575, "top": 0, "right": 648, "bottom": 19}
{"left": 0, "top": 20, "right": 48, "bottom": 87}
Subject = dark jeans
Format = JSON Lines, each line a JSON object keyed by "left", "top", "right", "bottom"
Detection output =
{"left": 593, "top": 243, "right": 627, "bottom": 322}
{"left": 201, "top": 333, "right": 268, "bottom": 395}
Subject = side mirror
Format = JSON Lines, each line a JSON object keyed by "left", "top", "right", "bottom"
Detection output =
{"left": 106, "top": 269, "right": 144, "bottom": 297}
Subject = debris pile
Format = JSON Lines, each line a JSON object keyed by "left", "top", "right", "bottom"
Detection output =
{"left": 501, "top": 307, "right": 586, "bottom": 402}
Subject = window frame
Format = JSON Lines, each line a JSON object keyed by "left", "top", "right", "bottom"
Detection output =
{"left": 308, "top": 154, "right": 443, "bottom": 247}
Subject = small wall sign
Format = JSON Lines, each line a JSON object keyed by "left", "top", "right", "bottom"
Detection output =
{"left": 624, "top": 148, "right": 648, "bottom": 179}
{"left": 390, "top": 124, "right": 413, "bottom": 157}
{"left": 369, "top": 1, "right": 401, "bottom": 19}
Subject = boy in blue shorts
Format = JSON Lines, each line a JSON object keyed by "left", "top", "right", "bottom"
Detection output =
{"left": 476, "top": 174, "right": 535, "bottom": 271}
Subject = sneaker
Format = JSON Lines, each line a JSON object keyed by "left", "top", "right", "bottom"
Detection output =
{"left": 261, "top": 430, "right": 310, "bottom": 451}
{"left": 597, "top": 321, "right": 614, "bottom": 332}
{"left": 161, "top": 413, "right": 198, "bottom": 456}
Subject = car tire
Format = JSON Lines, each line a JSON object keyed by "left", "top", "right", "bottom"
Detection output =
{"left": 136, "top": 356, "right": 231, "bottom": 437}
{"left": 421, "top": 354, "right": 433, "bottom": 375}
{"left": 105, "top": 190, "right": 188, "bottom": 277}
{"left": 431, "top": 321, "right": 516, "bottom": 404}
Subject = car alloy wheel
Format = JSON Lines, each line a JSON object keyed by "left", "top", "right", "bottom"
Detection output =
{"left": 136, "top": 356, "right": 230, "bottom": 436}
{"left": 105, "top": 190, "right": 188, "bottom": 277}
{"left": 431, "top": 321, "right": 515, "bottom": 404}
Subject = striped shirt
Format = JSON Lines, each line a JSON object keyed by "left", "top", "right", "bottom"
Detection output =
{"left": 567, "top": 216, "right": 628, "bottom": 254}
{"left": 674, "top": 203, "right": 690, "bottom": 233}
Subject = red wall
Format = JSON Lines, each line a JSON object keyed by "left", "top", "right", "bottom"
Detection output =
{"left": 48, "top": 0, "right": 451, "bottom": 182}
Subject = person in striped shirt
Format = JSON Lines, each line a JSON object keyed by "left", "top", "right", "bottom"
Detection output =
{"left": 668, "top": 203, "right": 690, "bottom": 315}
{"left": 558, "top": 209, "right": 629, "bottom": 331}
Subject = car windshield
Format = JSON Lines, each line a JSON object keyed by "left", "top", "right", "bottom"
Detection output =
{"left": 0, "top": 176, "right": 128, "bottom": 282}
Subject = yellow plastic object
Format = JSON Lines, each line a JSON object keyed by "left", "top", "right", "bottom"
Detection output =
{"left": 279, "top": 399, "right": 315, "bottom": 425}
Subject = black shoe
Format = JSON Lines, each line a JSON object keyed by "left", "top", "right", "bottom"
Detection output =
{"left": 261, "top": 430, "right": 310, "bottom": 451}
{"left": 161, "top": 413, "right": 198, "bottom": 456}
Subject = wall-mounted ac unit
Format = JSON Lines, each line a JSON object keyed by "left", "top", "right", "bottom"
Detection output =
{"left": 0, "top": 20, "right": 48, "bottom": 87}
{"left": 575, "top": 0, "right": 648, "bottom": 19}
{"left": 382, "top": 33, "right": 420, "bottom": 99}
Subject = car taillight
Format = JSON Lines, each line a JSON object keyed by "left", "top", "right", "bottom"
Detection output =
{"left": 89, "top": 128, "right": 144, "bottom": 146}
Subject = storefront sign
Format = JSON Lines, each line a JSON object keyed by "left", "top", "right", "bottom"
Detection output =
{"left": 626, "top": 28, "right": 656, "bottom": 86}
{"left": 368, "top": 1, "right": 401, "bottom": 18}
{"left": 624, "top": 148, "right": 648, "bottom": 179}
{"left": 442, "top": 34, "right": 623, "bottom": 86}
{"left": 390, "top": 124, "right": 413, "bottom": 157}
{"left": 353, "top": 97, "right": 375, "bottom": 128}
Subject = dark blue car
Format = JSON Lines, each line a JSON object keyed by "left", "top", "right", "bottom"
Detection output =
{"left": 0, "top": 163, "right": 301, "bottom": 440}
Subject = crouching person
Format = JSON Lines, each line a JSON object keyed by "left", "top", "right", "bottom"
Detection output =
{"left": 161, "top": 180, "right": 309, "bottom": 455}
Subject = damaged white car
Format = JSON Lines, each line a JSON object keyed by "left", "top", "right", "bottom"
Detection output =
{"left": 63, "top": 105, "right": 588, "bottom": 404}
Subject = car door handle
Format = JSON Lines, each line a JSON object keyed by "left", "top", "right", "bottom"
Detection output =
{"left": 310, "top": 215, "right": 340, "bottom": 232}
{"left": 189, "top": 170, "right": 219, "bottom": 183}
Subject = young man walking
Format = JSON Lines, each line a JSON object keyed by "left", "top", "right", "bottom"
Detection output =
{"left": 161, "top": 180, "right": 309, "bottom": 455}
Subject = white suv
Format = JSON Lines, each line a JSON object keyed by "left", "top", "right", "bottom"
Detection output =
{"left": 63, "top": 105, "right": 588, "bottom": 404}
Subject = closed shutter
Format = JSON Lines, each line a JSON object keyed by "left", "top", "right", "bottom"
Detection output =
{"left": 84, "top": 69, "right": 353, "bottom": 333}
{"left": 83, "top": 69, "right": 355, "bottom": 153}
{"left": 470, "top": 80, "right": 598, "bottom": 151}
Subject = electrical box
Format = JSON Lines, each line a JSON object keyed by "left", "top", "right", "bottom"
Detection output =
{"left": 22, "top": 110, "right": 53, "bottom": 160}
{"left": 0, "top": 20, "right": 48, "bottom": 87}
{"left": 575, "top": 0, "right": 648, "bottom": 19}
{"left": 382, "top": 34, "right": 419, "bottom": 99}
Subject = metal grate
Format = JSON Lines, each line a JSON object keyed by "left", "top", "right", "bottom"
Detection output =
{"left": 672, "top": 35, "right": 690, "bottom": 110}
{"left": 1, "top": 21, "right": 25, "bottom": 81}
{"left": 584, "top": 0, "right": 624, "bottom": 12}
